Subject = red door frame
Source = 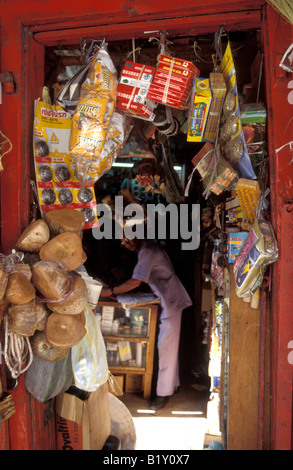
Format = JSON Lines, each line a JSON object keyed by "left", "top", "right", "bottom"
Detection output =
{"left": 0, "top": 0, "right": 292, "bottom": 450}
{"left": 262, "top": 6, "right": 293, "bottom": 450}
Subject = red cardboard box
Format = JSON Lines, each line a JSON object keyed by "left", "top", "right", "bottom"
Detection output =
{"left": 120, "top": 61, "right": 156, "bottom": 82}
{"left": 157, "top": 54, "right": 200, "bottom": 75}
{"left": 147, "top": 82, "right": 190, "bottom": 102}
{"left": 117, "top": 82, "right": 149, "bottom": 104}
{"left": 157, "top": 62, "right": 195, "bottom": 80}
{"left": 116, "top": 97, "right": 155, "bottom": 120}
{"left": 154, "top": 69, "right": 193, "bottom": 86}
{"left": 152, "top": 76, "right": 191, "bottom": 94}
{"left": 146, "top": 89, "right": 190, "bottom": 109}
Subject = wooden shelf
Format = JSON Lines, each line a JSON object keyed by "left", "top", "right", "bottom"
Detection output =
{"left": 98, "top": 301, "right": 159, "bottom": 399}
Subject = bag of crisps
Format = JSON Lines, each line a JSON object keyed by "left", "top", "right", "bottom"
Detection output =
{"left": 69, "top": 43, "right": 118, "bottom": 185}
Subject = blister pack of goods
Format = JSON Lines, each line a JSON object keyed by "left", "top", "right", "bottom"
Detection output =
{"left": 116, "top": 61, "right": 156, "bottom": 121}
{"left": 218, "top": 42, "right": 256, "bottom": 180}
{"left": 233, "top": 218, "right": 278, "bottom": 297}
{"left": 146, "top": 54, "right": 200, "bottom": 110}
{"left": 240, "top": 103, "right": 267, "bottom": 174}
{"left": 33, "top": 100, "right": 99, "bottom": 229}
{"left": 192, "top": 142, "right": 238, "bottom": 196}
{"left": 204, "top": 73, "right": 227, "bottom": 141}
{"left": 69, "top": 43, "right": 120, "bottom": 185}
{"left": 235, "top": 178, "right": 261, "bottom": 224}
{"left": 187, "top": 78, "right": 211, "bottom": 142}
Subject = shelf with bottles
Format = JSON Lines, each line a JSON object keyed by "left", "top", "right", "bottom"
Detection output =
{"left": 96, "top": 303, "right": 150, "bottom": 338}
{"left": 105, "top": 340, "right": 147, "bottom": 370}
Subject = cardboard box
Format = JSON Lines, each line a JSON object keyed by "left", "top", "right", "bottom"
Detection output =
{"left": 146, "top": 55, "right": 197, "bottom": 110}
{"left": 204, "top": 73, "right": 226, "bottom": 141}
{"left": 154, "top": 68, "right": 194, "bottom": 86}
{"left": 152, "top": 75, "right": 191, "bottom": 94}
{"left": 55, "top": 382, "right": 111, "bottom": 450}
{"left": 116, "top": 98, "right": 155, "bottom": 120}
{"left": 102, "top": 306, "right": 114, "bottom": 321}
{"left": 157, "top": 54, "right": 200, "bottom": 75}
{"left": 117, "top": 61, "right": 156, "bottom": 121}
{"left": 187, "top": 78, "right": 212, "bottom": 142}
{"left": 146, "top": 89, "right": 190, "bottom": 109}
{"left": 120, "top": 61, "right": 156, "bottom": 82}
{"left": 125, "top": 374, "right": 143, "bottom": 393}
{"left": 157, "top": 62, "right": 196, "bottom": 81}
{"left": 228, "top": 232, "right": 249, "bottom": 263}
{"left": 147, "top": 82, "right": 190, "bottom": 102}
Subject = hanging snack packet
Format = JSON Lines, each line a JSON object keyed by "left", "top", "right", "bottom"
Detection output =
{"left": 69, "top": 43, "right": 118, "bottom": 184}
{"left": 84, "top": 111, "right": 126, "bottom": 184}
{"left": 218, "top": 42, "right": 256, "bottom": 180}
{"left": 233, "top": 218, "right": 278, "bottom": 297}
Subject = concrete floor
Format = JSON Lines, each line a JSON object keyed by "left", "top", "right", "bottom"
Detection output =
{"left": 117, "top": 375, "right": 221, "bottom": 450}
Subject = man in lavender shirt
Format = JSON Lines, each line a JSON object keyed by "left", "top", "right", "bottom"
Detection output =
{"left": 102, "top": 237, "right": 192, "bottom": 410}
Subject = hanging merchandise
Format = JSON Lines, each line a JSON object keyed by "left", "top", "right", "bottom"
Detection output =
{"left": 187, "top": 72, "right": 226, "bottom": 143}
{"left": 218, "top": 42, "right": 256, "bottom": 180}
{"left": 56, "top": 40, "right": 102, "bottom": 116}
{"left": 204, "top": 73, "right": 227, "bottom": 142}
{"left": 85, "top": 111, "right": 126, "bottom": 184}
{"left": 227, "top": 232, "right": 249, "bottom": 264}
{"left": 25, "top": 351, "right": 74, "bottom": 402}
{"left": 69, "top": 42, "right": 121, "bottom": 186}
{"left": 71, "top": 304, "right": 109, "bottom": 392}
{"left": 147, "top": 54, "right": 200, "bottom": 110}
{"left": 187, "top": 78, "right": 211, "bottom": 142}
{"left": 240, "top": 103, "right": 267, "bottom": 181}
{"left": 191, "top": 142, "right": 238, "bottom": 198}
{"left": 235, "top": 178, "right": 261, "bottom": 224}
{"left": 116, "top": 61, "right": 156, "bottom": 121}
{"left": 33, "top": 100, "right": 99, "bottom": 229}
{"left": 233, "top": 218, "right": 278, "bottom": 298}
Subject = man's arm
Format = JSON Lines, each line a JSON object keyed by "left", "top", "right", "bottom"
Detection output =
{"left": 101, "top": 278, "right": 142, "bottom": 298}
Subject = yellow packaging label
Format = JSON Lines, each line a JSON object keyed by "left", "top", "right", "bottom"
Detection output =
{"left": 187, "top": 78, "right": 211, "bottom": 142}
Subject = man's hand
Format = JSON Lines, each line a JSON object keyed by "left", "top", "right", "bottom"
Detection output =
{"left": 101, "top": 287, "right": 112, "bottom": 297}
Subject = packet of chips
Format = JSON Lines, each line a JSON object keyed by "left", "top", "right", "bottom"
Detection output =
{"left": 69, "top": 43, "right": 118, "bottom": 185}
{"left": 233, "top": 218, "right": 278, "bottom": 297}
{"left": 79, "top": 111, "right": 126, "bottom": 185}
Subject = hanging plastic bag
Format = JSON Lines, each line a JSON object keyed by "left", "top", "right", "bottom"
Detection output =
{"left": 71, "top": 303, "right": 109, "bottom": 392}
{"left": 56, "top": 61, "right": 92, "bottom": 116}
{"left": 233, "top": 218, "right": 278, "bottom": 297}
{"left": 56, "top": 40, "right": 102, "bottom": 116}
{"left": 25, "top": 352, "right": 74, "bottom": 402}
